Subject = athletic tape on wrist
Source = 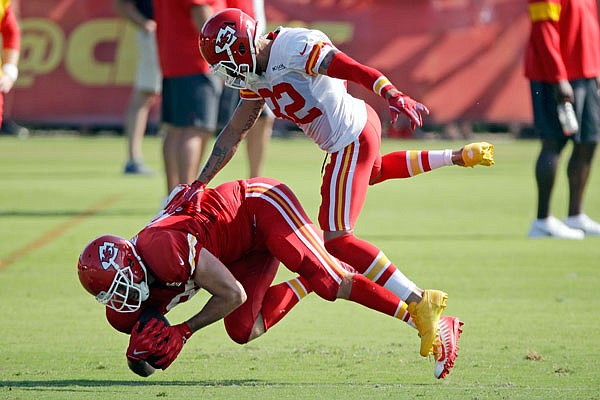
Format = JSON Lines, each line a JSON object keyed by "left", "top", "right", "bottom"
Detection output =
{"left": 2, "top": 64, "right": 18, "bottom": 82}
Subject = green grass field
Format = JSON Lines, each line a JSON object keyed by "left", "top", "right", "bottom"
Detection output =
{"left": 1, "top": 134, "right": 599, "bottom": 399}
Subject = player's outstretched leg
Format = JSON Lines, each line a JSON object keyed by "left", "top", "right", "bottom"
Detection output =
{"left": 369, "top": 142, "right": 494, "bottom": 184}
{"left": 434, "top": 316, "right": 463, "bottom": 379}
{"left": 407, "top": 289, "right": 448, "bottom": 357}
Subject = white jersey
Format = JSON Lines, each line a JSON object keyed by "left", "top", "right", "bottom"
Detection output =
{"left": 241, "top": 27, "right": 368, "bottom": 153}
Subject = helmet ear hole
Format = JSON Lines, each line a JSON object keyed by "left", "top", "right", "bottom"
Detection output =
{"left": 238, "top": 43, "right": 246, "bottom": 54}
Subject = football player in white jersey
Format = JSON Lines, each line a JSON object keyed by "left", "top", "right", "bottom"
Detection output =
{"left": 197, "top": 8, "right": 493, "bottom": 362}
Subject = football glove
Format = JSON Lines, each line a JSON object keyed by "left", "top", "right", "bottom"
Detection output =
{"left": 152, "top": 322, "right": 193, "bottom": 370}
{"left": 388, "top": 92, "right": 429, "bottom": 130}
{"left": 126, "top": 319, "right": 168, "bottom": 363}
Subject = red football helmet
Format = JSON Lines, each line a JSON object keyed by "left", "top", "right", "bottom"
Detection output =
{"left": 78, "top": 235, "right": 149, "bottom": 313}
{"left": 199, "top": 8, "right": 260, "bottom": 89}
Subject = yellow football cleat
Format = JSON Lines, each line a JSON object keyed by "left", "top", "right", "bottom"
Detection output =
{"left": 461, "top": 142, "right": 495, "bottom": 167}
{"left": 407, "top": 290, "right": 448, "bottom": 357}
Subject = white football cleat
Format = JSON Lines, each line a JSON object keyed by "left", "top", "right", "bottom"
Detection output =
{"left": 563, "top": 214, "right": 600, "bottom": 236}
{"left": 528, "top": 216, "right": 584, "bottom": 239}
{"left": 433, "top": 316, "right": 463, "bottom": 379}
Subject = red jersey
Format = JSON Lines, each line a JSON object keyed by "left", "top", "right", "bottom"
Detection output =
{"left": 106, "top": 181, "right": 258, "bottom": 333}
{"left": 1, "top": 2, "right": 20, "bottom": 52}
{"left": 152, "top": 0, "right": 225, "bottom": 77}
{"left": 225, "top": 0, "right": 253, "bottom": 16}
{"left": 525, "top": 0, "right": 600, "bottom": 82}
{"left": 105, "top": 178, "right": 347, "bottom": 334}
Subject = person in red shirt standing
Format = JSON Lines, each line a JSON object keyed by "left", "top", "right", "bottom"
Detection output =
{"left": 525, "top": 0, "right": 600, "bottom": 239}
{"left": 0, "top": 0, "right": 21, "bottom": 129}
{"left": 153, "top": 0, "right": 226, "bottom": 194}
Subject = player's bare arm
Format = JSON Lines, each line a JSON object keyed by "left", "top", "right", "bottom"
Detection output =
{"left": 197, "top": 99, "right": 264, "bottom": 184}
{"left": 113, "top": 0, "right": 154, "bottom": 32}
{"left": 190, "top": 4, "right": 214, "bottom": 31}
{"left": 183, "top": 248, "right": 247, "bottom": 333}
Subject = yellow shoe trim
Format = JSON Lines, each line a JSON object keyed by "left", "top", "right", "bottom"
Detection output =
{"left": 462, "top": 142, "right": 495, "bottom": 167}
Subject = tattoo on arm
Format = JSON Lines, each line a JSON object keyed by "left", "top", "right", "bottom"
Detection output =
{"left": 318, "top": 50, "right": 339, "bottom": 75}
{"left": 198, "top": 144, "right": 235, "bottom": 184}
{"left": 243, "top": 102, "right": 264, "bottom": 131}
{"left": 197, "top": 103, "right": 263, "bottom": 183}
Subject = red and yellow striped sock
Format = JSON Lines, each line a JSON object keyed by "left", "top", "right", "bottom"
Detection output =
{"left": 370, "top": 149, "right": 453, "bottom": 184}
{"left": 262, "top": 276, "right": 311, "bottom": 330}
{"left": 348, "top": 274, "right": 413, "bottom": 323}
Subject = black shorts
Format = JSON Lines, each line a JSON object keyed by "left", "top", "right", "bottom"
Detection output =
{"left": 161, "top": 74, "right": 222, "bottom": 129}
{"left": 217, "top": 86, "right": 240, "bottom": 132}
{"left": 530, "top": 79, "right": 599, "bottom": 144}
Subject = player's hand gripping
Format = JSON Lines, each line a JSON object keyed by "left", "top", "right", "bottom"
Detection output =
{"left": 152, "top": 322, "right": 193, "bottom": 370}
{"left": 126, "top": 319, "right": 168, "bottom": 363}
{"left": 388, "top": 92, "right": 429, "bottom": 130}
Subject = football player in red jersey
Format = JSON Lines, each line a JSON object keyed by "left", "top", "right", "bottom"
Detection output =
{"left": 196, "top": 8, "right": 491, "bottom": 358}
{"left": 78, "top": 178, "right": 461, "bottom": 379}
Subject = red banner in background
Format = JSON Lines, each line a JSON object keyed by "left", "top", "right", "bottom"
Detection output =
{"left": 265, "top": 0, "right": 532, "bottom": 125}
{"left": 13, "top": 0, "right": 138, "bottom": 126}
{"left": 12, "top": 0, "right": 532, "bottom": 127}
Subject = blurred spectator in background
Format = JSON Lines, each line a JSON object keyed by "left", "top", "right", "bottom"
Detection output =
{"left": 441, "top": 120, "right": 472, "bottom": 140}
{"left": 525, "top": 0, "right": 600, "bottom": 239}
{"left": 0, "top": 117, "right": 28, "bottom": 137}
{"left": 113, "top": 0, "right": 161, "bottom": 175}
{"left": 0, "top": 0, "right": 21, "bottom": 134}
{"left": 218, "top": 0, "right": 274, "bottom": 178}
{"left": 153, "top": 0, "right": 226, "bottom": 194}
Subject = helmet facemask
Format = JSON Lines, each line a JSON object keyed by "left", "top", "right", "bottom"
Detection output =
{"left": 96, "top": 266, "right": 149, "bottom": 313}
{"left": 95, "top": 242, "right": 149, "bottom": 313}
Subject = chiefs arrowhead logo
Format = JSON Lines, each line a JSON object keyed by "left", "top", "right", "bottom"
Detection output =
{"left": 99, "top": 242, "right": 119, "bottom": 270}
{"left": 215, "top": 26, "right": 237, "bottom": 54}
